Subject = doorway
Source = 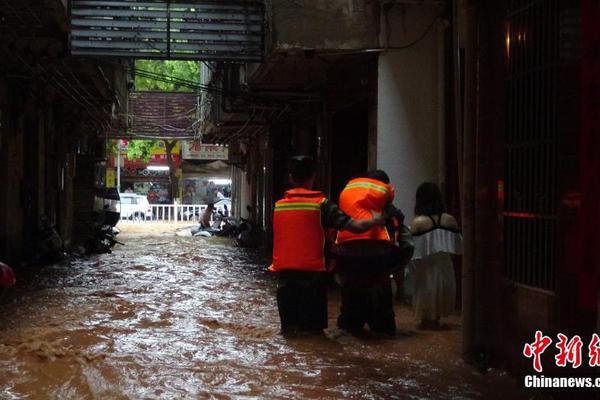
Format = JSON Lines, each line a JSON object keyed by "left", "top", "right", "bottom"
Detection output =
{"left": 330, "top": 101, "right": 369, "bottom": 201}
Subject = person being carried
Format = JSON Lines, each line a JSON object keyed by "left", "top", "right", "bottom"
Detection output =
{"left": 333, "top": 170, "right": 409, "bottom": 336}
{"left": 269, "top": 156, "right": 385, "bottom": 335}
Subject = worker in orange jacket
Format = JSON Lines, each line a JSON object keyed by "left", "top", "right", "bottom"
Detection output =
{"left": 333, "top": 170, "right": 405, "bottom": 335}
{"left": 269, "top": 156, "right": 385, "bottom": 335}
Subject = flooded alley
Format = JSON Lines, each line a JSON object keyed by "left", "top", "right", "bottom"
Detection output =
{"left": 0, "top": 234, "right": 536, "bottom": 399}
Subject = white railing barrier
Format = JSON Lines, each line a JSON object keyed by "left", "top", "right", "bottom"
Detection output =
{"left": 119, "top": 204, "right": 229, "bottom": 223}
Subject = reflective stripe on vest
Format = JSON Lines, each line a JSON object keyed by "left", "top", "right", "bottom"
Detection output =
{"left": 270, "top": 189, "right": 327, "bottom": 272}
{"left": 274, "top": 202, "right": 321, "bottom": 212}
{"left": 336, "top": 177, "right": 394, "bottom": 244}
{"left": 344, "top": 181, "right": 390, "bottom": 194}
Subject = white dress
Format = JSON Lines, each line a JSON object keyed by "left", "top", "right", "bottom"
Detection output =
{"left": 411, "top": 225, "right": 463, "bottom": 321}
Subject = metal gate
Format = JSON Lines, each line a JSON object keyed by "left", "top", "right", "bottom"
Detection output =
{"left": 69, "top": 0, "right": 264, "bottom": 61}
{"left": 504, "top": 0, "right": 559, "bottom": 291}
{"left": 124, "top": 91, "right": 199, "bottom": 138}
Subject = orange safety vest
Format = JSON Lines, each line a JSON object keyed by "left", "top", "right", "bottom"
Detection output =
{"left": 269, "top": 188, "right": 327, "bottom": 272}
{"left": 336, "top": 177, "right": 395, "bottom": 244}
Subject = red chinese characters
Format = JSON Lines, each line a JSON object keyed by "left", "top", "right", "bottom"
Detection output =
{"left": 523, "top": 331, "right": 600, "bottom": 371}
{"left": 555, "top": 334, "right": 583, "bottom": 368}
{"left": 589, "top": 334, "right": 600, "bottom": 367}
{"left": 523, "top": 330, "right": 553, "bottom": 373}
{"left": 189, "top": 140, "right": 201, "bottom": 151}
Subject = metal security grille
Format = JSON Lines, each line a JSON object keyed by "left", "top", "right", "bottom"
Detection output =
{"left": 122, "top": 91, "right": 199, "bottom": 138}
{"left": 504, "top": 0, "right": 559, "bottom": 291}
{"left": 69, "top": 0, "right": 264, "bottom": 61}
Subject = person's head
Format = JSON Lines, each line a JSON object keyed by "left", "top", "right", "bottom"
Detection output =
{"left": 366, "top": 169, "right": 390, "bottom": 184}
{"left": 207, "top": 203, "right": 215, "bottom": 210}
{"left": 414, "top": 182, "right": 445, "bottom": 216}
{"left": 289, "top": 155, "right": 316, "bottom": 189}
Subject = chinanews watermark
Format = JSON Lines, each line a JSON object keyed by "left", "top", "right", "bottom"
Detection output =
{"left": 522, "top": 330, "right": 600, "bottom": 388}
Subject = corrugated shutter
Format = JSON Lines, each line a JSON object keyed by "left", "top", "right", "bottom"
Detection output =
{"left": 69, "top": 0, "right": 264, "bottom": 61}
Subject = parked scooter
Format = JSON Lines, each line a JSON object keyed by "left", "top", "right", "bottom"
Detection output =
{"left": 85, "top": 188, "right": 123, "bottom": 254}
{"left": 86, "top": 223, "right": 123, "bottom": 254}
{"left": 36, "top": 216, "right": 65, "bottom": 264}
{"left": 214, "top": 215, "right": 244, "bottom": 238}
{"left": 234, "top": 205, "right": 260, "bottom": 248}
{"left": 190, "top": 213, "right": 256, "bottom": 245}
{"left": 235, "top": 217, "right": 258, "bottom": 248}
{"left": 190, "top": 212, "right": 226, "bottom": 237}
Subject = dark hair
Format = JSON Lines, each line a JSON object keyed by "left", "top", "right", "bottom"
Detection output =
{"left": 366, "top": 170, "right": 390, "bottom": 184}
{"left": 414, "top": 182, "right": 445, "bottom": 216}
{"left": 289, "top": 155, "right": 316, "bottom": 183}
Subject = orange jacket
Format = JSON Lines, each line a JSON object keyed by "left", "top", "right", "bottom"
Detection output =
{"left": 336, "top": 177, "right": 394, "bottom": 244}
{"left": 269, "top": 188, "right": 327, "bottom": 272}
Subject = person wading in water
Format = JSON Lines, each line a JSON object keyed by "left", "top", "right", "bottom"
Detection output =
{"left": 269, "top": 156, "right": 385, "bottom": 335}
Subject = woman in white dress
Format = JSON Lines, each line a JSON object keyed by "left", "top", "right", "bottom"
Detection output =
{"left": 409, "top": 182, "right": 463, "bottom": 329}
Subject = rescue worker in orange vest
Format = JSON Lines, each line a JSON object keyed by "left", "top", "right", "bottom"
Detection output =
{"left": 269, "top": 156, "right": 385, "bottom": 335}
{"left": 333, "top": 170, "right": 404, "bottom": 335}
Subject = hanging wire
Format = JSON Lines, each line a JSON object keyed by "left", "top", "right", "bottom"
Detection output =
{"left": 384, "top": 4, "right": 442, "bottom": 50}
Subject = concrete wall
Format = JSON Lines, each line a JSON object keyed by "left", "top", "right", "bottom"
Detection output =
{"left": 271, "top": 0, "right": 380, "bottom": 50}
{"left": 0, "top": 78, "right": 99, "bottom": 263}
{"left": 376, "top": 5, "right": 445, "bottom": 221}
{"left": 0, "top": 80, "right": 25, "bottom": 263}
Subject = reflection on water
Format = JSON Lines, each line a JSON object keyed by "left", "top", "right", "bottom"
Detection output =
{"left": 0, "top": 234, "right": 531, "bottom": 399}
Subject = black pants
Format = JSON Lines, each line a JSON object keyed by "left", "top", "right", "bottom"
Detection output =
{"left": 276, "top": 271, "right": 328, "bottom": 334}
{"left": 335, "top": 252, "right": 396, "bottom": 336}
{"left": 337, "top": 276, "right": 396, "bottom": 335}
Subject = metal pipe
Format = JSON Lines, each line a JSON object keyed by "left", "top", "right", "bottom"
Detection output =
{"left": 116, "top": 143, "right": 121, "bottom": 192}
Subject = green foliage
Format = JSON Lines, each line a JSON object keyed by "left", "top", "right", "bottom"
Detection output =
{"left": 106, "top": 139, "right": 119, "bottom": 156}
{"left": 126, "top": 140, "right": 157, "bottom": 162}
{"left": 135, "top": 60, "right": 200, "bottom": 92}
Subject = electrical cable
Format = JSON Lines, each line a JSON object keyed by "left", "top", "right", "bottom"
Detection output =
{"left": 385, "top": 12, "right": 442, "bottom": 50}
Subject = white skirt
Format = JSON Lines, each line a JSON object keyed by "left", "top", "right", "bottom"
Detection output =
{"left": 412, "top": 253, "right": 456, "bottom": 320}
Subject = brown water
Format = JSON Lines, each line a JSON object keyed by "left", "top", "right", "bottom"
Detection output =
{"left": 0, "top": 234, "right": 537, "bottom": 399}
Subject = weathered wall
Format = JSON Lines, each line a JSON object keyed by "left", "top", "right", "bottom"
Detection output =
{"left": 376, "top": 5, "right": 445, "bottom": 221}
{"left": 0, "top": 80, "right": 25, "bottom": 264}
{"left": 271, "top": 0, "right": 380, "bottom": 50}
{"left": 0, "top": 79, "right": 88, "bottom": 263}
{"left": 235, "top": 168, "right": 252, "bottom": 220}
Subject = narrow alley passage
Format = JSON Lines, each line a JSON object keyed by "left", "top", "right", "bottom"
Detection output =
{"left": 1, "top": 234, "right": 535, "bottom": 400}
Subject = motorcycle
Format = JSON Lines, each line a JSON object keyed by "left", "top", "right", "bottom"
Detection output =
{"left": 86, "top": 223, "right": 123, "bottom": 254}
{"left": 84, "top": 188, "right": 123, "bottom": 254}
{"left": 235, "top": 217, "right": 259, "bottom": 248}
{"left": 36, "top": 216, "right": 65, "bottom": 264}
{"left": 190, "top": 213, "right": 256, "bottom": 247}
{"left": 190, "top": 212, "right": 227, "bottom": 237}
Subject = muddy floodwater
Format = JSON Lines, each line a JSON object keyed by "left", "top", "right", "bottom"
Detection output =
{"left": 0, "top": 234, "right": 538, "bottom": 399}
